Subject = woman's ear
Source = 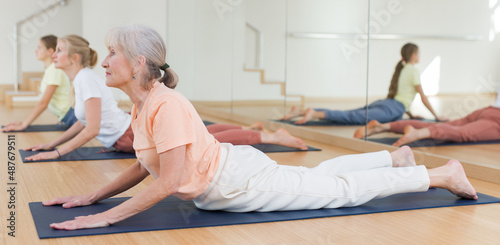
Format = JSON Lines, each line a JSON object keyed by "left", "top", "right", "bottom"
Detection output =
{"left": 71, "top": 53, "right": 81, "bottom": 65}
{"left": 47, "top": 48, "right": 55, "bottom": 56}
{"left": 132, "top": 56, "right": 146, "bottom": 75}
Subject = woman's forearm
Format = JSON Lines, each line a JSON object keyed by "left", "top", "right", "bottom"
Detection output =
{"left": 22, "top": 101, "right": 49, "bottom": 128}
{"left": 421, "top": 95, "right": 438, "bottom": 118}
{"left": 90, "top": 161, "right": 150, "bottom": 203}
{"left": 49, "top": 121, "right": 86, "bottom": 148}
{"left": 22, "top": 85, "right": 57, "bottom": 127}
{"left": 56, "top": 125, "right": 99, "bottom": 155}
{"left": 100, "top": 177, "right": 177, "bottom": 224}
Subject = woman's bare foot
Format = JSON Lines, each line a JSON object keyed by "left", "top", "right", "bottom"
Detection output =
{"left": 428, "top": 160, "right": 478, "bottom": 200}
{"left": 280, "top": 106, "right": 304, "bottom": 121}
{"left": 242, "top": 122, "right": 265, "bottom": 131}
{"left": 353, "top": 120, "right": 388, "bottom": 139}
{"left": 390, "top": 146, "right": 417, "bottom": 167}
{"left": 294, "top": 108, "right": 318, "bottom": 124}
{"left": 262, "top": 128, "right": 308, "bottom": 150}
{"left": 392, "top": 125, "right": 430, "bottom": 147}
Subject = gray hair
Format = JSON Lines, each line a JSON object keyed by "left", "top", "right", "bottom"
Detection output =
{"left": 105, "top": 24, "right": 177, "bottom": 89}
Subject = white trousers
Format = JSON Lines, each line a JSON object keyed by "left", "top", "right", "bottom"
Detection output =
{"left": 194, "top": 144, "right": 430, "bottom": 212}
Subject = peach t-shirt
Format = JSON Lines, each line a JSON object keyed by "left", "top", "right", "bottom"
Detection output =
{"left": 131, "top": 82, "right": 221, "bottom": 200}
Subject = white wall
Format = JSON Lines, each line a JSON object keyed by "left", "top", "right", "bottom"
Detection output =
{"left": 283, "top": 0, "right": 500, "bottom": 98}
{"left": 81, "top": 0, "right": 168, "bottom": 101}
{"left": 2, "top": 0, "right": 499, "bottom": 102}
{"left": 0, "top": 0, "right": 82, "bottom": 85}
{"left": 367, "top": 0, "right": 499, "bottom": 97}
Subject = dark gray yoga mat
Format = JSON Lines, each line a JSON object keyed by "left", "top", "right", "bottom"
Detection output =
{"left": 29, "top": 188, "right": 500, "bottom": 239}
{"left": 203, "top": 121, "right": 321, "bottom": 152}
{"left": 20, "top": 147, "right": 136, "bottom": 163}
{"left": 2, "top": 124, "right": 70, "bottom": 132}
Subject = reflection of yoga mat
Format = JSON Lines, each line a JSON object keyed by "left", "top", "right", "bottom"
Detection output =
{"left": 202, "top": 121, "right": 321, "bottom": 152}
{"left": 20, "top": 147, "right": 136, "bottom": 163}
{"left": 29, "top": 188, "right": 500, "bottom": 239}
{"left": 1, "top": 124, "right": 70, "bottom": 132}
{"left": 273, "top": 120, "right": 359, "bottom": 126}
{"left": 367, "top": 137, "right": 500, "bottom": 147}
{"left": 252, "top": 144, "right": 321, "bottom": 153}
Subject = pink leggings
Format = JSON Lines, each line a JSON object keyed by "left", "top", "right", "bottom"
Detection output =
{"left": 389, "top": 106, "right": 500, "bottom": 142}
{"left": 206, "top": 124, "right": 262, "bottom": 145}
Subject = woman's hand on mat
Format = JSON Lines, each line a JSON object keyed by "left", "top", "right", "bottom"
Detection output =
{"left": 49, "top": 213, "right": 110, "bottom": 230}
{"left": 1, "top": 121, "right": 27, "bottom": 132}
{"left": 43, "top": 194, "right": 95, "bottom": 208}
{"left": 24, "top": 151, "right": 59, "bottom": 161}
{"left": 23, "top": 143, "right": 54, "bottom": 152}
{"left": 409, "top": 114, "right": 425, "bottom": 120}
{"left": 435, "top": 116, "right": 449, "bottom": 122}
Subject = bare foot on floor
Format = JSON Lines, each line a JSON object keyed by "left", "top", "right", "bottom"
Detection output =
{"left": 269, "top": 129, "right": 308, "bottom": 150}
{"left": 393, "top": 125, "right": 419, "bottom": 147}
{"left": 353, "top": 120, "right": 385, "bottom": 139}
{"left": 294, "top": 108, "right": 316, "bottom": 125}
{"left": 390, "top": 146, "right": 417, "bottom": 167}
{"left": 280, "top": 106, "right": 303, "bottom": 121}
{"left": 431, "top": 160, "right": 478, "bottom": 200}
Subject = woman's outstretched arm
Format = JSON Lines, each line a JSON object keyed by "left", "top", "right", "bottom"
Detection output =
{"left": 23, "top": 98, "right": 102, "bottom": 161}
{"left": 43, "top": 160, "right": 150, "bottom": 209}
{"left": 48, "top": 145, "right": 187, "bottom": 230}
{"left": 415, "top": 85, "right": 448, "bottom": 122}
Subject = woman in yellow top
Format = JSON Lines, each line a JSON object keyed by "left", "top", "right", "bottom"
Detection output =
{"left": 281, "top": 43, "right": 447, "bottom": 129}
{"left": 41, "top": 25, "right": 476, "bottom": 230}
{"left": 2, "top": 35, "right": 76, "bottom": 132}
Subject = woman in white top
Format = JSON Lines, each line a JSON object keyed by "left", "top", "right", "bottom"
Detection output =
{"left": 2, "top": 35, "right": 76, "bottom": 132}
{"left": 24, "top": 35, "right": 133, "bottom": 161}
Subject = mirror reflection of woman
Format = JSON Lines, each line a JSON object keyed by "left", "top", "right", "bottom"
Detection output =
{"left": 23, "top": 35, "right": 134, "bottom": 161}
{"left": 41, "top": 25, "right": 476, "bottom": 231}
{"left": 281, "top": 43, "right": 447, "bottom": 129}
{"left": 354, "top": 84, "right": 500, "bottom": 146}
{"left": 2, "top": 35, "right": 76, "bottom": 132}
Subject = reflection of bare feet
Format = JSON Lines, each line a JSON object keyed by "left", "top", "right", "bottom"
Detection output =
{"left": 280, "top": 106, "right": 303, "bottom": 121}
{"left": 295, "top": 108, "right": 316, "bottom": 124}
{"left": 264, "top": 129, "right": 308, "bottom": 150}
{"left": 249, "top": 122, "right": 264, "bottom": 131}
{"left": 430, "top": 160, "right": 478, "bottom": 200}
{"left": 353, "top": 120, "right": 386, "bottom": 139}
{"left": 390, "top": 146, "right": 416, "bottom": 167}
{"left": 393, "top": 125, "right": 419, "bottom": 147}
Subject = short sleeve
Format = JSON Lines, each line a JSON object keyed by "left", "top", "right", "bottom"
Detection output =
{"left": 152, "top": 97, "right": 197, "bottom": 154}
{"left": 412, "top": 67, "right": 421, "bottom": 86}
{"left": 76, "top": 72, "right": 102, "bottom": 102}
{"left": 44, "top": 67, "right": 66, "bottom": 86}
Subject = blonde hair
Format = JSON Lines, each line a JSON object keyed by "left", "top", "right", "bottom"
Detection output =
{"left": 105, "top": 24, "right": 178, "bottom": 89}
{"left": 59, "top": 35, "right": 98, "bottom": 68}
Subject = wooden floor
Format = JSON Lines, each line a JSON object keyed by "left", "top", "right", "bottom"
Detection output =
{"left": 2, "top": 102, "right": 500, "bottom": 244}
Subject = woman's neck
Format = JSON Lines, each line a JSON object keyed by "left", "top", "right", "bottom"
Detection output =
{"left": 43, "top": 57, "right": 53, "bottom": 69}
{"left": 63, "top": 65, "right": 84, "bottom": 81}
{"left": 120, "top": 80, "right": 152, "bottom": 114}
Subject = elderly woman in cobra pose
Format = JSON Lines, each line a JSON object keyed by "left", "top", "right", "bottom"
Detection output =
{"left": 42, "top": 25, "right": 477, "bottom": 230}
